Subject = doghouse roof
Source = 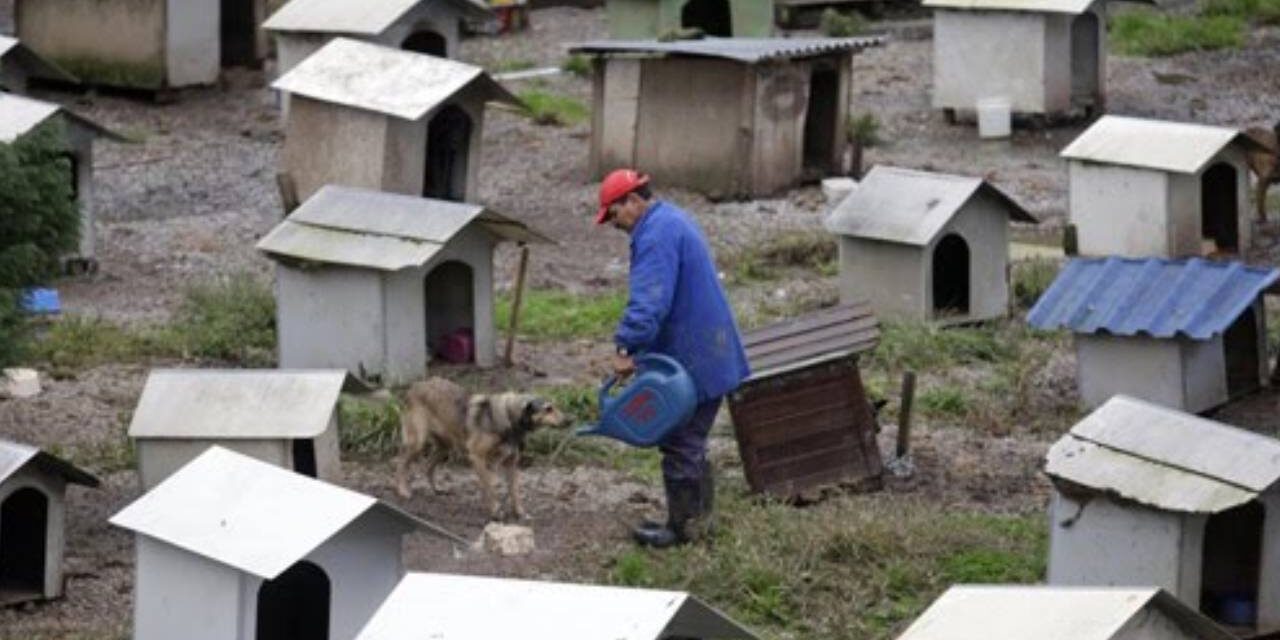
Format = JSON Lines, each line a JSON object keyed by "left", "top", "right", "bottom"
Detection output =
{"left": 0, "top": 93, "right": 121, "bottom": 143}
{"left": 0, "top": 35, "right": 77, "bottom": 83}
{"left": 264, "top": 0, "right": 493, "bottom": 34}
{"left": 271, "top": 38, "right": 517, "bottom": 121}
{"left": 824, "top": 165, "right": 1036, "bottom": 246}
{"left": 1044, "top": 395, "right": 1280, "bottom": 514}
{"left": 1060, "top": 115, "right": 1263, "bottom": 174}
{"left": 922, "top": 0, "right": 1149, "bottom": 14}
{"left": 128, "top": 369, "right": 357, "bottom": 439}
{"left": 742, "top": 301, "right": 880, "bottom": 380}
{"left": 569, "top": 37, "right": 883, "bottom": 63}
{"left": 354, "top": 573, "right": 761, "bottom": 640}
{"left": 898, "top": 585, "right": 1234, "bottom": 640}
{"left": 0, "top": 439, "right": 100, "bottom": 488}
{"left": 257, "top": 184, "right": 551, "bottom": 271}
{"left": 1027, "top": 257, "right": 1279, "bottom": 340}
{"left": 110, "top": 447, "right": 460, "bottom": 579}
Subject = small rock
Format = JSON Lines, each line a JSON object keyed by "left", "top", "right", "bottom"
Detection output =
{"left": 1, "top": 369, "right": 41, "bottom": 399}
{"left": 474, "top": 523, "right": 536, "bottom": 557}
{"left": 821, "top": 177, "right": 858, "bottom": 204}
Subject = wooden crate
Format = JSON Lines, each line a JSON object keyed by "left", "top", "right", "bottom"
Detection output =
{"left": 727, "top": 303, "right": 882, "bottom": 499}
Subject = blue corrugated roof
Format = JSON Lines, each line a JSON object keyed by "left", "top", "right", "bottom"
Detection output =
{"left": 1027, "top": 257, "right": 1279, "bottom": 340}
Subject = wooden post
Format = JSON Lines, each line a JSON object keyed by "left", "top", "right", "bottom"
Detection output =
{"left": 276, "top": 172, "right": 300, "bottom": 217}
{"left": 897, "top": 371, "right": 916, "bottom": 459}
{"left": 504, "top": 244, "right": 530, "bottom": 366}
{"left": 1063, "top": 224, "right": 1079, "bottom": 257}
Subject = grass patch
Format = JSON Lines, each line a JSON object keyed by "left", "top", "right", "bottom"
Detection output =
{"left": 1110, "top": 10, "right": 1244, "bottom": 56}
{"left": 869, "top": 321, "right": 1018, "bottom": 373}
{"left": 722, "top": 232, "right": 838, "bottom": 283}
{"left": 819, "top": 7, "right": 868, "bottom": 36}
{"left": 338, "top": 394, "right": 400, "bottom": 459}
{"left": 561, "top": 54, "right": 593, "bottom": 77}
{"left": 490, "top": 58, "right": 538, "bottom": 73}
{"left": 917, "top": 385, "right": 971, "bottom": 418}
{"left": 518, "top": 89, "right": 590, "bottom": 126}
{"left": 1202, "top": 0, "right": 1280, "bottom": 23}
{"left": 848, "top": 113, "right": 882, "bottom": 148}
{"left": 1011, "top": 258, "right": 1061, "bottom": 310}
{"left": 496, "top": 288, "right": 626, "bottom": 341}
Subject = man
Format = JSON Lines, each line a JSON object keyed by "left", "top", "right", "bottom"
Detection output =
{"left": 596, "top": 168, "right": 750, "bottom": 548}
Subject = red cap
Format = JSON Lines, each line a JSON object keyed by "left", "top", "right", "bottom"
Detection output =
{"left": 595, "top": 169, "right": 650, "bottom": 224}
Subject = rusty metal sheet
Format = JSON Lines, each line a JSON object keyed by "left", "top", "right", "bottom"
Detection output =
{"left": 742, "top": 302, "right": 880, "bottom": 380}
{"left": 1060, "top": 115, "right": 1260, "bottom": 174}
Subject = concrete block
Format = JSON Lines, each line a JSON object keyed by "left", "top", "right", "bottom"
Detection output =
{"left": 822, "top": 177, "right": 858, "bottom": 204}
{"left": 2, "top": 368, "right": 41, "bottom": 398}
{"left": 475, "top": 523, "right": 536, "bottom": 556}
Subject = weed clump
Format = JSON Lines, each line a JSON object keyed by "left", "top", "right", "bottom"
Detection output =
{"left": 518, "top": 89, "right": 590, "bottom": 126}
{"left": 820, "top": 8, "right": 868, "bottom": 37}
{"left": 496, "top": 289, "right": 626, "bottom": 341}
{"left": 1110, "top": 10, "right": 1244, "bottom": 56}
{"left": 561, "top": 54, "right": 593, "bottom": 77}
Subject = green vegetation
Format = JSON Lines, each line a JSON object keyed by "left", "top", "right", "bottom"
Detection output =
{"left": 561, "top": 54, "right": 593, "bottom": 77}
{"left": 517, "top": 89, "right": 590, "bottom": 126}
{"left": 1011, "top": 258, "right": 1060, "bottom": 310}
{"left": 722, "top": 231, "right": 838, "bottom": 283}
{"left": 53, "top": 56, "right": 166, "bottom": 89}
{"left": 490, "top": 58, "right": 538, "bottom": 74}
{"left": 819, "top": 7, "right": 868, "bottom": 37}
{"left": 1110, "top": 10, "right": 1244, "bottom": 56}
{"left": 917, "top": 385, "right": 971, "bottom": 418}
{"left": 848, "top": 113, "right": 882, "bottom": 148}
{"left": 1202, "top": 0, "right": 1280, "bottom": 24}
{"left": 338, "top": 394, "right": 401, "bottom": 458}
{"left": 496, "top": 288, "right": 626, "bottom": 341}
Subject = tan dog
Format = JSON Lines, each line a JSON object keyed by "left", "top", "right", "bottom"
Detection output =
{"left": 1245, "top": 122, "right": 1279, "bottom": 222}
{"left": 394, "top": 377, "right": 566, "bottom": 520}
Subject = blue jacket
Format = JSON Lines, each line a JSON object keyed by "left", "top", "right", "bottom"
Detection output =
{"left": 614, "top": 201, "right": 751, "bottom": 401}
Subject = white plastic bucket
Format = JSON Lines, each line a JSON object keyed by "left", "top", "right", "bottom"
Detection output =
{"left": 976, "top": 97, "right": 1012, "bottom": 139}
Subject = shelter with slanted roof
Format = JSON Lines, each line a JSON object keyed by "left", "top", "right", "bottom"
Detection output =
{"left": 1028, "top": 257, "right": 1278, "bottom": 411}
{"left": 111, "top": 446, "right": 457, "bottom": 640}
{"left": 605, "top": 0, "right": 772, "bottom": 39}
{"left": 128, "top": 369, "right": 357, "bottom": 489}
{"left": 264, "top": 0, "right": 495, "bottom": 79}
{"left": 925, "top": 0, "right": 1143, "bottom": 120}
{"left": 14, "top": 0, "right": 268, "bottom": 90}
{"left": 824, "top": 165, "right": 1037, "bottom": 322}
{"left": 1045, "top": 395, "right": 1280, "bottom": 632}
{"left": 257, "top": 185, "right": 549, "bottom": 384}
{"left": 0, "top": 439, "right": 98, "bottom": 606}
{"left": 273, "top": 37, "right": 516, "bottom": 204}
{"left": 1062, "top": 116, "right": 1260, "bottom": 257}
{"left": 0, "top": 35, "right": 76, "bottom": 93}
{"left": 354, "top": 572, "right": 760, "bottom": 639}
{"left": 899, "top": 584, "right": 1234, "bottom": 640}
{"left": 570, "top": 37, "right": 881, "bottom": 198}
{"left": 0, "top": 92, "right": 120, "bottom": 272}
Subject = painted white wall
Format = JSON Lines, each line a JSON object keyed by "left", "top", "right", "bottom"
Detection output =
{"left": 1069, "top": 162, "right": 1171, "bottom": 257}
{"left": 133, "top": 535, "right": 244, "bottom": 640}
{"left": 927, "top": 193, "right": 1012, "bottom": 322}
{"left": 165, "top": 0, "right": 220, "bottom": 87}
{"left": 1042, "top": 12, "right": 1073, "bottom": 114}
{"left": 276, "top": 265, "right": 387, "bottom": 377}
{"left": 0, "top": 468, "right": 69, "bottom": 600}
{"left": 932, "top": 9, "right": 1047, "bottom": 113}
{"left": 136, "top": 439, "right": 287, "bottom": 490}
{"left": 1075, "top": 335, "right": 1184, "bottom": 410}
{"left": 1180, "top": 335, "right": 1227, "bottom": 412}
{"left": 837, "top": 237, "right": 927, "bottom": 320}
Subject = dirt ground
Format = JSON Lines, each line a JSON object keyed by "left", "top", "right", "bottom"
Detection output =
{"left": 2, "top": 6, "right": 1280, "bottom": 637}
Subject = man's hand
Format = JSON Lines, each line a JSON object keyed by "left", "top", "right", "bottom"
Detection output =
{"left": 612, "top": 353, "right": 636, "bottom": 377}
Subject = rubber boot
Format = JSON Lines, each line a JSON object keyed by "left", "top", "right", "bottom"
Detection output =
{"left": 636, "top": 460, "right": 714, "bottom": 534}
{"left": 633, "top": 477, "right": 700, "bottom": 548}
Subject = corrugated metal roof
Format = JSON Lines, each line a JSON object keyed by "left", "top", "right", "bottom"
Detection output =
{"left": 128, "top": 369, "right": 348, "bottom": 439}
{"left": 257, "top": 185, "right": 549, "bottom": 270}
{"left": 924, "top": 0, "right": 1096, "bottom": 14}
{"left": 264, "top": 0, "right": 492, "bottom": 34}
{"left": 0, "top": 35, "right": 77, "bottom": 83}
{"left": 109, "top": 447, "right": 448, "bottom": 579}
{"left": 0, "top": 439, "right": 100, "bottom": 488}
{"left": 354, "top": 573, "right": 760, "bottom": 640}
{"left": 271, "top": 38, "right": 516, "bottom": 121}
{"left": 824, "top": 165, "right": 1036, "bottom": 245}
{"left": 1026, "top": 257, "right": 1279, "bottom": 339}
{"left": 0, "top": 93, "right": 121, "bottom": 143}
{"left": 897, "top": 586, "right": 1234, "bottom": 640}
{"left": 743, "top": 302, "right": 880, "bottom": 380}
{"left": 569, "top": 37, "right": 884, "bottom": 63}
{"left": 1044, "top": 395, "right": 1280, "bottom": 513}
{"left": 1060, "top": 115, "right": 1259, "bottom": 174}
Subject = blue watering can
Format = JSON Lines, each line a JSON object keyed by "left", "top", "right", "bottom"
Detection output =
{"left": 576, "top": 353, "right": 697, "bottom": 447}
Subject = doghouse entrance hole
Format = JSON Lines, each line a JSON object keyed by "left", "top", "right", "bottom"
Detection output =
{"left": 292, "top": 439, "right": 317, "bottom": 477}
{"left": 1070, "top": 12, "right": 1100, "bottom": 108}
{"left": 932, "top": 233, "right": 970, "bottom": 317}
{"left": 1224, "top": 305, "right": 1260, "bottom": 397}
{"left": 803, "top": 67, "right": 839, "bottom": 178}
{"left": 681, "top": 0, "right": 732, "bottom": 36}
{"left": 255, "top": 561, "right": 330, "bottom": 640}
{"left": 220, "top": 0, "right": 259, "bottom": 67}
{"left": 424, "top": 261, "right": 475, "bottom": 363}
{"left": 402, "top": 30, "right": 448, "bottom": 57}
{"left": 1201, "top": 500, "right": 1264, "bottom": 628}
{"left": 425, "top": 105, "right": 472, "bottom": 202}
{"left": 1202, "top": 162, "right": 1239, "bottom": 252}
{"left": 0, "top": 488, "right": 48, "bottom": 600}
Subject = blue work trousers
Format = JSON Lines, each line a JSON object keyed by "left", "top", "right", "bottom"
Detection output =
{"left": 659, "top": 397, "right": 722, "bottom": 481}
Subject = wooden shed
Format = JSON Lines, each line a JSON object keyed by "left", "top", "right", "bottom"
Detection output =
{"left": 354, "top": 573, "right": 760, "bottom": 639}
{"left": 605, "top": 0, "right": 773, "bottom": 39}
{"left": 0, "top": 92, "right": 120, "bottom": 272}
{"left": 727, "top": 302, "right": 882, "bottom": 499}
{"left": 14, "top": 0, "right": 269, "bottom": 91}
{"left": 127, "top": 369, "right": 356, "bottom": 489}
{"left": 273, "top": 37, "right": 517, "bottom": 204}
{"left": 824, "top": 165, "right": 1037, "bottom": 323}
{"left": 1046, "top": 395, "right": 1280, "bottom": 632}
{"left": 570, "top": 37, "right": 882, "bottom": 199}
{"left": 1028, "top": 257, "right": 1278, "bottom": 412}
{"left": 257, "top": 185, "right": 549, "bottom": 385}
{"left": 924, "top": 0, "right": 1139, "bottom": 119}
{"left": 899, "top": 585, "right": 1235, "bottom": 640}
{"left": 0, "top": 439, "right": 99, "bottom": 606}
{"left": 110, "top": 446, "right": 457, "bottom": 640}
{"left": 0, "top": 35, "right": 76, "bottom": 93}
{"left": 264, "top": 0, "right": 495, "bottom": 78}
{"left": 1062, "top": 116, "right": 1262, "bottom": 258}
